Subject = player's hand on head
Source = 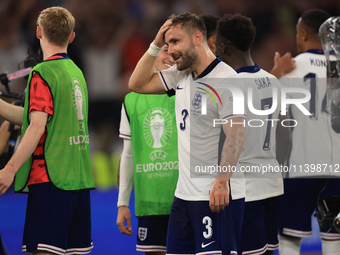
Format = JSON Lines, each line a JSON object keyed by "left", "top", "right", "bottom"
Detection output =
{"left": 117, "top": 206, "right": 133, "bottom": 235}
{"left": 154, "top": 19, "right": 172, "bottom": 48}
{"left": 0, "top": 167, "right": 15, "bottom": 196}
{"left": 209, "top": 179, "right": 230, "bottom": 213}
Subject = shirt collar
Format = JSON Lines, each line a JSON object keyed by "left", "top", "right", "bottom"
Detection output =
{"left": 305, "top": 49, "right": 324, "bottom": 55}
{"left": 236, "top": 63, "right": 261, "bottom": 74}
{"left": 45, "top": 53, "right": 70, "bottom": 61}
{"left": 192, "top": 57, "right": 221, "bottom": 80}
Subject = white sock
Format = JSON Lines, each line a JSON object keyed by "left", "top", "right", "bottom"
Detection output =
{"left": 278, "top": 235, "right": 302, "bottom": 255}
{"left": 321, "top": 239, "right": 340, "bottom": 255}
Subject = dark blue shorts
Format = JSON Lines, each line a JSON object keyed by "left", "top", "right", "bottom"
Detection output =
{"left": 22, "top": 182, "right": 93, "bottom": 254}
{"left": 239, "top": 195, "right": 283, "bottom": 255}
{"left": 0, "top": 233, "right": 9, "bottom": 255}
{"left": 229, "top": 197, "right": 245, "bottom": 249}
{"left": 136, "top": 215, "right": 169, "bottom": 252}
{"left": 166, "top": 197, "right": 238, "bottom": 255}
{"left": 279, "top": 178, "right": 340, "bottom": 240}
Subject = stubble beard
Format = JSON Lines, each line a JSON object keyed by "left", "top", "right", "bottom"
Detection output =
{"left": 176, "top": 44, "right": 198, "bottom": 71}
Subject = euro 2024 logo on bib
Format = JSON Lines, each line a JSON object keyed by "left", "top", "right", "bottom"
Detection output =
{"left": 143, "top": 108, "right": 172, "bottom": 148}
{"left": 72, "top": 78, "right": 87, "bottom": 131}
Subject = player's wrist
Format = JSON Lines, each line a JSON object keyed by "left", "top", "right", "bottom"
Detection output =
{"left": 147, "top": 41, "right": 162, "bottom": 57}
{"left": 5, "top": 161, "right": 18, "bottom": 175}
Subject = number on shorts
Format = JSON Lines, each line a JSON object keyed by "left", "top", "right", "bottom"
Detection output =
{"left": 202, "top": 216, "right": 213, "bottom": 239}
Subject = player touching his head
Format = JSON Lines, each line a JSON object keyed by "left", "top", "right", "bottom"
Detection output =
{"left": 129, "top": 12, "right": 245, "bottom": 255}
{"left": 216, "top": 13, "right": 291, "bottom": 255}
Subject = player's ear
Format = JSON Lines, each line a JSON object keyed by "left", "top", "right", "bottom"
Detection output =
{"left": 301, "top": 28, "right": 308, "bottom": 42}
{"left": 36, "top": 26, "right": 42, "bottom": 39}
{"left": 208, "top": 35, "right": 216, "bottom": 53}
{"left": 68, "top": 31, "right": 75, "bottom": 44}
{"left": 193, "top": 31, "right": 203, "bottom": 46}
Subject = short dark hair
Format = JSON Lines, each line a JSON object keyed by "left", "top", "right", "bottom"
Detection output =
{"left": 199, "top": 14, "right": 220, "bottom": 39}
{"left": 169, "top": 12, "right": 207, "bottom": 40}
{"left": 217, "top": 13, "right": 256, "bottom": 52}
{"left": 300, "top": 9, "right": 330, "bottom": 35}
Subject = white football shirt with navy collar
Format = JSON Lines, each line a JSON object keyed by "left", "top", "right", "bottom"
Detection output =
{"left": 237, "top": 64, "right": 283, "bottom": 202}
{"left": 280, "top": 49, "right": 340, "bottom": 178}
{"left": 158, "top": 58, "right": 246, "bottom": 201}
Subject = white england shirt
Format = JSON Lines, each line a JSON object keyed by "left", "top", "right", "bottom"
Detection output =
{"left": 119, "top": 103, "right": 131, "bottom": 140}
{"left": 158, "top": 58, "right": 246, "bottom": 201}
{"left": 237, "top": 64, "right": 283, "bottom": 202}
{"left": 280, "top": 50, "right": 340, "bottom": 178}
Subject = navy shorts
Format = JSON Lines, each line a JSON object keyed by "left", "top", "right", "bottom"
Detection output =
{"left": 136, "top": 216, "right": 169, "bottom": 252}
{"left": 166, "top": 197, "right": 238, "bottom": 255}
{"left": 229, "top": 197, "right": 245, "bottom": 248}
{"left": 239, "top": 195, "right": 283, "bottom": 255}
{"left": 0, "top": 233, "right": 9, "bottom": 255}
{"left": 22, "top": 182, "right": 93, "bottom": 254}
{"left": 279, "top": 178, "right": 340, "bottom": 240}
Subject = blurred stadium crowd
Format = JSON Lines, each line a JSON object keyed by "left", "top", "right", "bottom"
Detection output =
{"left": 0, "top": 0, "right": 339, "bottom": 189}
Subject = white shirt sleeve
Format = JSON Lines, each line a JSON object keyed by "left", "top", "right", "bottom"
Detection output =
{"left": 217, "top": 77, "right": 247, "bottom": 120}
{"left": 119, "top": 103, "right": 131, "bottom": 139}
{"left": 158, "top": 64, "right": 183, "bottom": 91}
{"left": 117, "top": 138, "right": 133, "bottom": 207}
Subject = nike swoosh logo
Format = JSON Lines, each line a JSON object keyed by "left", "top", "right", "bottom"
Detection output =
{"left": 201, "top": 241, "right": 215, "bottom": 248}
{"left": 177, "top": 85, "right": 183, "bottom": 90}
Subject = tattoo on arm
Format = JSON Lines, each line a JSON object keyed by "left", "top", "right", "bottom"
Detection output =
{"left": 219, "top": 180, "right": 227, "bottom": 190}
{"left": 218, "top": 126, "right": 244, "bottom": 178}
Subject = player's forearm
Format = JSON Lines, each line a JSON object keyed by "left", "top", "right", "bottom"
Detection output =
{"left": 0, "top": 121, "right": 11, "bottom": 155}
{"left": 270, "top": 67, "right": 284, "bottom": 79}
{"left": 128, "top": 51, "right": 157, "bottom": 92}
{"left": 218, "top": 122, "right": 245, "bottom": 179}
{"left": 0, "top": 100, "right": 23, "bottom": 126}
{"left": 4, "top": 119, "right": 45, "bottom": 175}
{"left": 117, "top": 139, "right": 134, "bottom": 207}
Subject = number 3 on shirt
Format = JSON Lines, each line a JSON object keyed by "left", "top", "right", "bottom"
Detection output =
{"left": 180, "top": 109, "right": 188, "bottom": 131}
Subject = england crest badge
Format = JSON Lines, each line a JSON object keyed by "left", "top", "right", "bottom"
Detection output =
{"left": 192, "top": 91, "right": 204, "bottom": 109}
{"left": 138, "top": 227, "right": 148, "bottom": 241}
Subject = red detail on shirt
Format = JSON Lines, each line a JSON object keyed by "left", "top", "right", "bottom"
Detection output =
{"left": 46, "top": 55, "right": 64, "bottom": 60}
{"left": 27, "top": 73, "right": 54, "bottom": 186}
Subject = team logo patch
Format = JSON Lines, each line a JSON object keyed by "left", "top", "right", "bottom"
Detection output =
{"left": 138, "top": 227, "right": 148, "bottom": 241}
{"left": 143, "top": 108, "right": 172, "bottom": 148}
{"left": 192, "top": 91, "right": 205, "bottom": 109}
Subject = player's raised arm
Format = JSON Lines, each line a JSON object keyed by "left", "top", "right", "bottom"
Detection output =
{"left": 209, "top": 118, "right": 245, "bottom": 212}
{"left": 270, "top": 52, "right": 296, "bottom": 79}
{"left": 128, "top": 19, "right": 172, "bottom": 94}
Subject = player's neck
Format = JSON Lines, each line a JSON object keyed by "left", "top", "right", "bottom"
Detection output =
{"left": 191, "top": 46, "right": 217, "bottom": 78}
{"left": 303, "top": 41, "right": 323, "bottom": 53}
{"left": 42, "top": 43, "right": 68, "bottom": 60}
{"left": 225, "top": 51, "right": 254, "bottom": 71}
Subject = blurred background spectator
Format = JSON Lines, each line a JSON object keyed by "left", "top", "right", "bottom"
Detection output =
{"left": 0, "top": 0, "right": 339, "bottom": 189}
